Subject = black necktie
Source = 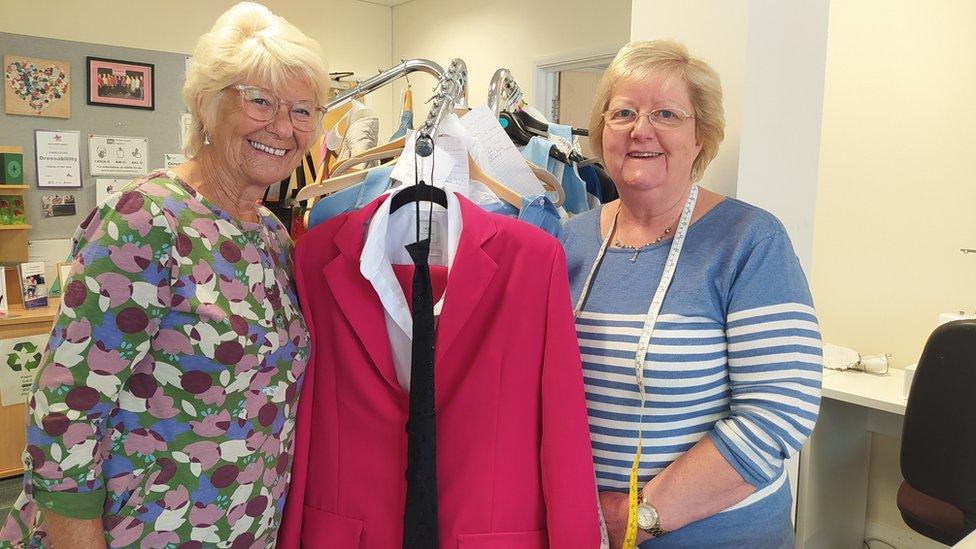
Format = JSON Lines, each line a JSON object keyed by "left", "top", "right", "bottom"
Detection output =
{"left": 403, "top": 237, "right": 439, "bottom": 549}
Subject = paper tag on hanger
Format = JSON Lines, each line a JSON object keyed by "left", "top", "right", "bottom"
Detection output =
{"left": 390, "top": 120, "right": 471, "bottom": 197}
{"left": 459, "top": 105, "right": 546, "bottom": 197}
{"left": 390, "top": 130, "right": 456, "bottom": 188}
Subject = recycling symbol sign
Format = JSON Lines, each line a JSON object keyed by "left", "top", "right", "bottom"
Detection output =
{"left": 0, "top": 334, "right": 48, "bottom": 405}
{"left": 6, "top": 159, "right": 22, "bottom": 179}
{"left": 6, "top": 340, "right": 41, "bottom": 372}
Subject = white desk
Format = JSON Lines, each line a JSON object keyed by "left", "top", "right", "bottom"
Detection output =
{"left": 822, "top": 368, "right": 907, "bottom": 415}
{"left": 796, "top": 368, "right": 909, "bottom": 549}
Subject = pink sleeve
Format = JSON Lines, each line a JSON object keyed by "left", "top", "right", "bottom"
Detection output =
{"left": 541, "top": 245, "right": 603, "bottom": 548}
{"left": 277, "top": 243, "right": 317, "bottom": 548}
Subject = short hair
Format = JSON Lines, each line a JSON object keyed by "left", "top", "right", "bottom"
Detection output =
{"left": 183, "top": 2, "right": 330, "bottom": 156}
{"left": 588, "top": 40, "right": 725, "bottom": 182}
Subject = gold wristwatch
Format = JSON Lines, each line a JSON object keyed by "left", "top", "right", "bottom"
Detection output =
{"left": 636, "top": 498, "right": 667, "bottom": 537}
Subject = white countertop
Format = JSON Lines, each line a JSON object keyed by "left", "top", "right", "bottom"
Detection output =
{"left": 821, "top": 367, "right": 908, "bottom": 415}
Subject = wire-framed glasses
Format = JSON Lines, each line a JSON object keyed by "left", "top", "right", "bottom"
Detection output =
{"left": 603, "top": 107, "right": 695, "bottom": 131}
{"left": 232, "top": 85, "right": 325, "bottom": 132}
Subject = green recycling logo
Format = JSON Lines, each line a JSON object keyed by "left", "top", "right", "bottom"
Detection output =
{"left": 6, "top": 159, "right": 22, "bottom": 179}
{"left": 6, "top": 340, "right": 41, "bottom": 372}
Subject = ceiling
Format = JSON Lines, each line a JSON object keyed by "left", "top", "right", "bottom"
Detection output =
{"left": 355, "top": 0, "right": 415, "bottom": 6}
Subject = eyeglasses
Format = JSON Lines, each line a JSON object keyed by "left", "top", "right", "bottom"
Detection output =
{"left": 603, "top": 107, "right": 695, "bottom": 132}
{"left": 232, "top": 85, "right": 325, "bottom": 132}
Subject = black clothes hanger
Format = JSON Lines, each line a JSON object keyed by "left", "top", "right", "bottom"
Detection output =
{"left": 499, "top": 110, "right": 577, "bottom": 166}
{"left": 501, "top": 110, "right": 587, "bottom": 165}
{"left": 512, "top": 109, "right": 589, "bottom": 137}
{"left": 390, "top": 181, "right": 447, "bottom": 213}
{"left": 498, "top": 111, "right": 533, "bottom": 146}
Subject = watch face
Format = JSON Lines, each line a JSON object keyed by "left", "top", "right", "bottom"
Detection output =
{"left": 637, "top": 503, "right": 658, "bottom": 529}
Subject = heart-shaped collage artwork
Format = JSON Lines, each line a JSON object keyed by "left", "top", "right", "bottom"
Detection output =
{"left": 4, "top": 55, "right": 71, "bottom": 118}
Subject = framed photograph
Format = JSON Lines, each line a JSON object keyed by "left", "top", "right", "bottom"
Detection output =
{"left": 4, "top": 54, "right": 71, "bottom": 118}
{"left": 86, "top": 56, "right": 154, "bottom": 110}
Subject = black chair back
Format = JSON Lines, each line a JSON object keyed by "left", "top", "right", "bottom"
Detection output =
{"left": 900, "top": 319, "right": 976, "bottom": 543}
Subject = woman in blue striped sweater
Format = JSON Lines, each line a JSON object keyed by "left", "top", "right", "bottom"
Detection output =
{"left": 560, "top": 40, "right": 822, "bottom": 548}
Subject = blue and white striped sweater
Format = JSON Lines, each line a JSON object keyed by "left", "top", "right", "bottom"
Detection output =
{"left": 561, "top": 198, "right": 822, "bottom": 522}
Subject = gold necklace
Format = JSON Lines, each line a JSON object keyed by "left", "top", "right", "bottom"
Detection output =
{"left": 612, "top": 207, "right": 678, "bottom": 263}
{"left": 613, "top": 225, "right": 674, "bottom": 263}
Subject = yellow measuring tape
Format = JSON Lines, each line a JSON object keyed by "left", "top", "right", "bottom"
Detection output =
{"left": 572, "top": 188, "right": 700, "bottom": 549}
{"left": 622, "top": 440, "right": 643, "bottom": 548}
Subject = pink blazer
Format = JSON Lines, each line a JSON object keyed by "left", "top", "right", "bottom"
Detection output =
{"left": 279, "top": 194, "right": 601, "bottom": 548}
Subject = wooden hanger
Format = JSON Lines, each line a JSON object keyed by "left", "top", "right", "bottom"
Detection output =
{"left": 468, "top": 154, "right": 520, "bottom": 207}
{"left": 309, "top": 134, "right": 407, "bottom": 188}
{"left": 332, "top": 147, "right": 403, "bottom": 177}
{"left": 402, "top": 88, "right": 413, "bottom": 113}
{"left": 526, "top": 163, "right": 565, "bottom": 208}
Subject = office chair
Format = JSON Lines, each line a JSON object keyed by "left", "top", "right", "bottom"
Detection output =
{"left": 898, "top": 319, "right": 976, "bottom": 545}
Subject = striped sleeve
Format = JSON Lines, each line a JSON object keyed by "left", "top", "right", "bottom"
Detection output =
{"left": 709, "top": 232, "right": 823, "bottom": 487}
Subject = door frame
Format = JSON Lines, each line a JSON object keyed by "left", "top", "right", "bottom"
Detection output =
{"left": 532, "top": 46, "right": 623, "bottom": 123}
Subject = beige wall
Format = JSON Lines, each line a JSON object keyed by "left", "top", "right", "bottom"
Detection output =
{"left": 391, "top": 0, "right": 631, "bottom": 127}
{"left": 813, "top": 0, "right": 976, "bottom": 368}
{"left": 813, "top": 0, "right": 976, "bottom": 532}
{"left": 630, "top": 0, "right": 748, "bottom": 199}
{"left": 0, "top": 0, "right": 394, "bottom": 132}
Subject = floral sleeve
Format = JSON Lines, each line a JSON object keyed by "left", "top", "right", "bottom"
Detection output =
{"left": 26, "top": 189, "right": 174, "bottom": 519}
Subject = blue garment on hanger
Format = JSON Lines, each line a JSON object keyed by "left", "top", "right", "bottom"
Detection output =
{"left": 521, "top": 136, "right": 589, "bottom": 215}
{"left": 578, "top": 165, "right": 603, "bottom": 203}
{"left": 480, "top": 194, "right": 561, "bottom": 238}
{"left": 307, "top": 165, "right": 394, "bottom": 229}
{"left": 520, "top": 136, "right": 566, "bottom": 209}
{"left": 520, "top": 136, "right": 556, "bottom": 172}
{"left": 517, "top": 194, "right": 562, "bottom": 238}
{"left": 547, "top": 124, "right": 590, "bottom": 214}
{"left": 389, "top": 110, "right": 414, "bottom": 141}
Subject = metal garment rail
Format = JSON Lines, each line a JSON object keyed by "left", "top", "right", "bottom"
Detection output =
{"left": 486, "top": 68, "right": 523, "bottom": 117}
{"left": 323, "top": 58, "right": 445, "bottom": 112}
{"left": 414, "top": 58, "right": 468, "bottom": 157}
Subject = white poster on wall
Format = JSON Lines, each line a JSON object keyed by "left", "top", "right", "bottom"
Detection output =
{"left": 88, "top": 135, "right": 148, "bottom": 176}
{"left": 34, "top": 129, "right": 82, "bottom": 188}
{"left": 0, "top": 334, "right": 48, "bottom": 406}
{"left": 95, "top": 178, "right": 129, "bottom": 204}
{"left": 164, "top": 153, "right": 187, "bottom": 169}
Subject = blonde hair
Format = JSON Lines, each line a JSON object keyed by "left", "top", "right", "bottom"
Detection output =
{"left": 589, "top": 40, "right": 725, "bottom": 182}
{"left": 183, "top": 2, "right": 330, "bottom": 156}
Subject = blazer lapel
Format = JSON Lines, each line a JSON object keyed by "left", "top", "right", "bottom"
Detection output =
{"left": 435, "top": 195, "right": 499, "bottom": 364}
{"left": 323, "top": 198, "right": 402, "bottom": 392}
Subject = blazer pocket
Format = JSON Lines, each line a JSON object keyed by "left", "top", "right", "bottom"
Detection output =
{"left": 301, "top": 505, "right": 364, "bottom": 548}
{"left": 457, "top": 529, "right": 547, "bottom": 549}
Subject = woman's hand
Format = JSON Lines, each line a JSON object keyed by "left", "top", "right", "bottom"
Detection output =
{"left": 599, "top": 491, "right": 651, "bottom": 548}
{"left": 44, "top": 510, "right": 107, "bottom": 549}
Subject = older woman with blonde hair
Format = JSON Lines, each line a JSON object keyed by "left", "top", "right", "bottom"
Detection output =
{"left": 1, "top": 3, "right": 327, "bottom": 547}
{"left": 560, "top": 40, "right": 822, "bottom": 548}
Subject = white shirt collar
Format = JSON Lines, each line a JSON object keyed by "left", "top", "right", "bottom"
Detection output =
{"left": 360, "top": 187, "right": 462, "bottom": 339}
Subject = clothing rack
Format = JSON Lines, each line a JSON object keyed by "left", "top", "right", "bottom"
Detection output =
{"left": 324, "top": 58, "right": 446, "bottom": 112}
{"left": 488, "top": 69, "right": 589, "bottom": 138}
{"left": 487, "top": 68, "right": 523, "bottom": 117}
{"left": 415, "top": 58, "right": 468, "bottom": 157}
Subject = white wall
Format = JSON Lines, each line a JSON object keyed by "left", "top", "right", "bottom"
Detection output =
{"left": 812, "top": 0, "right": 976, "bottom": 534}
{"left": 391, "top": 0, "right": 631, "bottom": 131}
{"left": 0, "top": 0, "right": 394, "bottom": 131}
{"left": 735, "top": 0, "right": 829, "bottom": 272}
{"left": 630, "top": 0, "right": 748, "bottom": 199}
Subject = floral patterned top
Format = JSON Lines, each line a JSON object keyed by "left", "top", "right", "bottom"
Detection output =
{"left": 0, "top": 172, "right": 310, "bottom": 548}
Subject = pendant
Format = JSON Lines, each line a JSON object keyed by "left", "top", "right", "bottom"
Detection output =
{"left": 630, "top": 249, "right": 639, "bottom": 263}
